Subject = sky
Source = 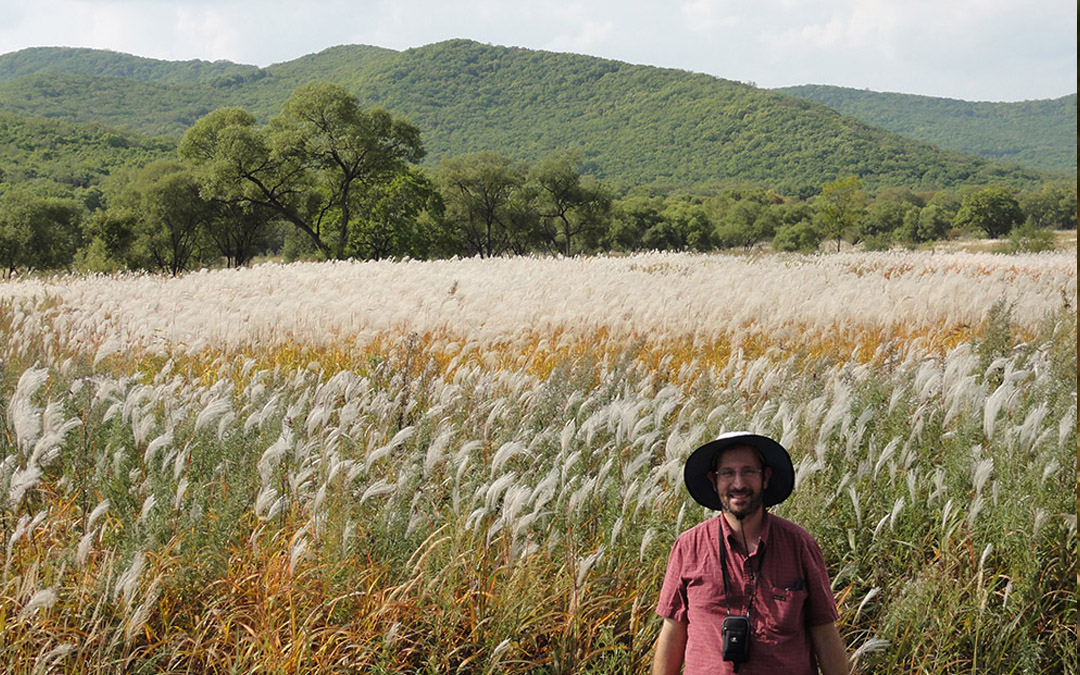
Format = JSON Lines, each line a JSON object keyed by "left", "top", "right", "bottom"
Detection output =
{"left": 0, "top": 0, "right": 1075, "bottom": 102}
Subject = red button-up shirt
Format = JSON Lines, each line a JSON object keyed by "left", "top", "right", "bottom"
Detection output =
{"left": 656, "top": 512, "right": 839, "bottom": 675}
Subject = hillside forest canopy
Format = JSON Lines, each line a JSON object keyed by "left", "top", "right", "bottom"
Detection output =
{"left": 0, "top": 77, "right": 1075, "bottom": 276}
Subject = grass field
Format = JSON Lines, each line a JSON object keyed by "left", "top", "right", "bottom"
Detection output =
{"left": 0, "top": 249, "right": 1075, "bottom": 673}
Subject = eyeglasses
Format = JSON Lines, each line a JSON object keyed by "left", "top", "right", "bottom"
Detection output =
{"left": 713, "top": 468, "right": 764, "bottom": 482}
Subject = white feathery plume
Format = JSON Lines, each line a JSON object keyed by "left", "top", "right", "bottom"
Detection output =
{"left": 622, "top": 448, "right": 652, "bottom": 482}
{"left": 1059, "top": 407, "right": 1077, "bottom": 449}
{"left": 366, "top": 426, "right": 415, "bottom": 469}
{"left": 122, "top": 385, "right": 154, "bottom": 425}
{"left": 18, "top": 587, "right": 57, "bottom": 621}
{"left": 255, "top": 485, "right": 283, "bottom": 520}
{"left": 854, "top": 587, "right": 880, "bottom": 623}
{"left": 490, "top": 441, "right": 526, "bottom": 475}
{"left": 983, "top": 379, "right": 1014, "bottom": 439}
{"left": 359, "top": 479, "right": 395, "bottom": 505}
{"left": 6, "top": 512, "right": 34, "bottom": 553}
{"left": 1016, "top": 402, "right": 1049, "bottom": 450}
{"left": 639, "top": 527, "right": 656, "bottom": 563}
{"left": 131, "top": 413, "right": 156, "bottom": 450}
{"left": 978, "top": 543, "right": 993, "bottom": 576}
{"left": 872, "top": 514, "right": 890, "bottom": 542}
{"left": 872, "top": 438, "right": 900, "bottom": 480}
{"left": 575, "top": 546, "right": 605, "bottom": 588}
{"left": 258, "top": 432, "right": 292, "bottom": 485}
{"left": 289, "top": 535, "right": 308, "bottom": 576}
{"left": 972, "top": 458, "right": 994, "bottom": 495}
{"left": 31, "top": 642, "right": 78, "bottom": 675}
{"left": 818, "top": 380, "right": 852, "bottom": 442}
{"left": 1041, "top": 459, "right": 1061, "bottom": 485}
{"left": 967, "top": 495, "right": 984, "bottom": 527}
{"left": 124, "top": 576, "right": 162, "bottom": 644}
{"left": 137, "top": 495, "right": 157, "bottom": 524}
{"left": 847, "top": 486, "right": 862, "bottom": 529}
{"left": 93, "top": 338, "right": 122, "bottom": 366}
{"left": 173, "top": 478, "right": 189, "bottom": 511}
{"left": 609, "top": 516, "right": 623, "bottom": 545}
{"left": 172, "top": 442, "right": 190, "bottom": 481}
{"left": 216, "top": 411, "right": 237, "bottom": 442}
{"left": 423, "top": 427, "right": 453, "bottom": 473}
{"left": 143, "top": 430, "right": 173, "bottom": 470}
{"left": 530, "top": 467, "right": 559, "bottom": 515}
{"left": 87, "top": 499, "right": 110, "bottom": 529}
{"left": 9, "top": 367, "right": 48, "bottom": 455}
{"left": 195, "top": 397, "right": 232, "bottom": 433}
{"left": 850, "top": 637, "right": 890, "bottom": 665}
{"left": 76, "top": 528, "right": 98, "bottom": 568}
{"left": 889, "top": 496, "right": 905, "bottom": 530}
{"left": 484, "top": 473, "right": 518, "bottom": 513}
{"left": 1032, "top": 509, "right": 1049, "bottom": 537}
{"left": 32, "top": 400, "right": 80, "bottom": 466}
{"left": 115, "top": 551, "right": 146, "bottom": 608}
{"left": 8, "top": 465, "right": 43, "bottom": 511}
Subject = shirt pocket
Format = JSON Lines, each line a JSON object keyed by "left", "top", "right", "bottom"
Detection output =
{"left": 759, "top": 584, "right": 807, "bottom": 637}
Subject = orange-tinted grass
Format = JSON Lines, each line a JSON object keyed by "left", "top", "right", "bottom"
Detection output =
{"left": 90, "top": 316, "right": 1000, "bottom": 398}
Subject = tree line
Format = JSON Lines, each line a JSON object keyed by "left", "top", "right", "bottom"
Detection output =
{"left": 0, "top": 82, "right": 1075, "bottom": 276}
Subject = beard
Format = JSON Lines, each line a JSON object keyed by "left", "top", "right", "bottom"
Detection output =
{"left": 721, "top": 486, "right": 765, "bottom": 520}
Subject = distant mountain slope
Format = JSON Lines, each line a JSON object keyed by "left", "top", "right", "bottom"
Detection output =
{"left": 776, "top": 84, "right": 1077, "bottom": 173}
{"left": 0, "top": 41, "right": 1054, "bottom": 190}
{"left": 0, "top": 110, "right": 175, "bottom": 193}
{"left": 0, "top": 46, "right": 262, "bottom": 83}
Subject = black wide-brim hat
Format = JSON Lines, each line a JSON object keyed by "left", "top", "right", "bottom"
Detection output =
{"left": 684, "top": 431, "right": 795, "bottom": 511}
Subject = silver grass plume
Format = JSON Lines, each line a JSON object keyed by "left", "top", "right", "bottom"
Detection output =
{"left": 9, "top": 367, "right": 49, "bottom": 455}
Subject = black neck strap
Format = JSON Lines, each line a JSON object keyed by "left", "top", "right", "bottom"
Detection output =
{"left": 719, "top": 517, "right": 761, "bottom": 617}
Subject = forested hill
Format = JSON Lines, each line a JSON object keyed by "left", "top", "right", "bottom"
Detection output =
{"left": 0, "top": 40, "right": 1060, "bottom": 190}
{"left": 776, "top": 84, "right": 1077, "bottom": 174}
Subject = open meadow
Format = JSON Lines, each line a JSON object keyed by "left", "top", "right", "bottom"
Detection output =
{"left": 0, "top": 249, "right": 1075, "bottom": 673}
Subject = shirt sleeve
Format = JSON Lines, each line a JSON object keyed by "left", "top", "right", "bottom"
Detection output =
{"left": 802, "top": 534, "right": 840, "bottom": 627}
{"left": 656, "top": 536, "right": 689, "bottom": 623}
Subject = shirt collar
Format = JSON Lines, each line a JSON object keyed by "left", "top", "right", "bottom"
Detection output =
{"left": 719, "top": 510, "right": 772, "bottom": 554}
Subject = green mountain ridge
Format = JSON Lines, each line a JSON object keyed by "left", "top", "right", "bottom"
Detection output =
{"left": 0, "top": 40, "right": 1070, "bottom": 191}
{"left": 0, "top": 46, "right": 262, "bottom": 83}
{"left": 775, "top": 84, "right": 1077, "bottom": 173}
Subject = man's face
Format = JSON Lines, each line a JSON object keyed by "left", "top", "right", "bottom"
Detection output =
{"left": 710, "top": 445, "right": 771, "bottom": 520}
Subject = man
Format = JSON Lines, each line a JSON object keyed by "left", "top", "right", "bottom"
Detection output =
{"left": 653, "top": 432, "right": 849, "bottom": 675}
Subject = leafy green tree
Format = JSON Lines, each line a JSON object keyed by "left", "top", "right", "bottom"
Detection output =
{"left": 502, "top": 182, "right": 541, "bottom": 255}
{"left": 435, "top": 152, "right": 526, "bottom": 257}
{"left": 531, "top": 151, "right": 611, "bottom": 256}
{"left": 76, "top": 209, "right": 129, "bottom": 272}
{"left": 816, "top": 175, "right": 865, "bottom": 252}
{"left": 607, "top": 195, "right": 665, "bottom": 252}
{"left": 771, "top": 220, "right": 823, "bottom": 253}
{"left": 897, "top": 204, "right": 951, "bottom": 246}
{"left": 350, "top": 167, "right": 444, "bottom": 260}
{"left": 0, "top": 188, "right": 82, "bottom": 275}
{"left": 1020, "top": 182, "right": 1077, "bottom": 230}
{"left": 179, "top": 83, "right": 425, "bottom": 259}
{"left": 857, "top": 200, "right": 917, "bottom": 249}
{"left": 774, "top": 201, "right": 816, "bottom": 230}
{"left": 952, "top": 187, "right": 1024, "bottom": 239}
{"left": 646, "top": 198, "right": 713, "bottom": 251}
{"left": 1008, "top": 221, "right": 1057, "bottom": 252}
{"left": 276, "top": 82, "right": 424, "bottom": 258}
{"left": 715, "top": 198, "right": 778, "bottom": 250}
{"left": 120, "top": 161, "right": 213, "bottom": 275}
{"left": 204, "top": 201, "right": 280, "bottom": 267}
{"left": 77, "top": 208, "right": 138, "bottom": 272}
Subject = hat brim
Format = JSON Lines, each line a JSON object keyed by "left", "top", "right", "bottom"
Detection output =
{"left": 684, "top": 433, "right": 795, "bottom": 511}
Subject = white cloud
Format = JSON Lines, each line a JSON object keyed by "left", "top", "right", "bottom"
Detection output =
{"left": 679, "top": 0, "right": 740, "bottom": 32}
{"left": 545, "top": 20, "right": 614, "bottom": 52}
